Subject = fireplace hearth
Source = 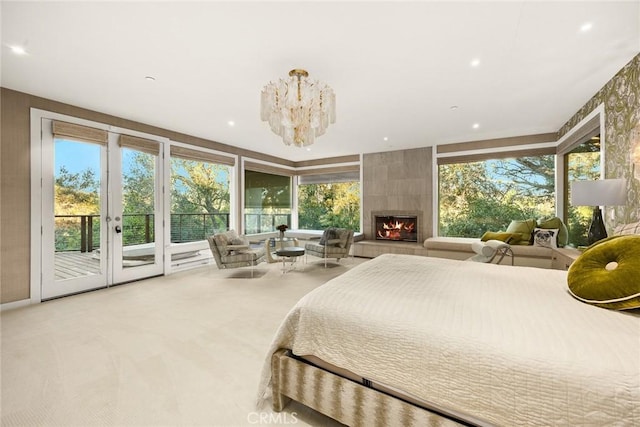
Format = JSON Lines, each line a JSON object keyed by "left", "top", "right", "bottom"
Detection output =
{"left": 375, "top": 215, "right": 418, "bottom": 242}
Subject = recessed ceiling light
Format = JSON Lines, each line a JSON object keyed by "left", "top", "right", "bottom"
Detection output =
{"left": 145, "top": 76, "right": 156, "bottom": 81}
{"left": 470, "top": 59, "right": 480, "bottom": 67}
{"left": 580, "top": 22, "right": 593, "bottom": 32}
{"left": 10, "top": 45, "right": 27, "bottom": 55}
{"left": 227, "top": 120, "right": 235, "bottom": 127}
{"left": 383, "top": 137, "right": 389, "bottom": 141}
{"left": 472, "top": 123, "right": 480, "bottom": 129}
{"left": 450, "top": 105, "right": 459, "bottom": 110}
{"left": 306, "top": 148, "right": 311, "bottom": 152}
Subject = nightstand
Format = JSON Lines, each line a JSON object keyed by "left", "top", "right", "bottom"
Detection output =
{"left": 551, "top": 248, "right": 582, "bottom": 270}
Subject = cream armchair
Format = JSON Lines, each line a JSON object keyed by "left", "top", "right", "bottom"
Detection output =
{"left": 305, "top": 228, "right": 354, "bottom": 267}
{"left": 207, "top": 230, "right": 266, "bottom": 277}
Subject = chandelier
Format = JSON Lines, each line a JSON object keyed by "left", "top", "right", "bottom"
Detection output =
{"left": 260, "top": 69, "right": 336, "bottom": 147}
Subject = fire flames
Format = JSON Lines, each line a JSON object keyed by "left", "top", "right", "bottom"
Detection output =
{"left": 377, "top": 220, "right": 415, "bottom": 240}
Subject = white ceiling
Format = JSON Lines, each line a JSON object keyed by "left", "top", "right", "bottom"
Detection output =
{"left": 2, "top": 1, "right": 639, "bottom": 161}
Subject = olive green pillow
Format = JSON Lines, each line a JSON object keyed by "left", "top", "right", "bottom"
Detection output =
{"left": 567, "top": 235, "right": 640, "bottom": 310}
{"left": 505, "top": 219, "right": 537, "bottom": 245}
{"left": 480, "top": 232, "right": 521, "bottom": 244}
{"left": 538, "top": 217, "right": 569, "bottom": 247}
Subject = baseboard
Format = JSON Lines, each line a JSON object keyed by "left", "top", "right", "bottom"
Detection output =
{"left": 1, "top": 298, "right": 32, "bottom": 312}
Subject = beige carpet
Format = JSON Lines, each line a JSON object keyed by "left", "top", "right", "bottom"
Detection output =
{"left": 1, "top": 257, "right": 366, "bottom": 426}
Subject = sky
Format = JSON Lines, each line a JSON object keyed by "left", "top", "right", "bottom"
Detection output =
{"left": 54, "top": 138, "right": 230, "bottom": 190}
{"left": 55, "top": 139, "right": 146, "bottom": 179}
{"left": 55, "top": 140, "right": 100, "bottom": 176}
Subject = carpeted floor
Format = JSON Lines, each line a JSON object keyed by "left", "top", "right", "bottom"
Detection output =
{"left": 1, "top": 257, "right": 366, "bottom": 426}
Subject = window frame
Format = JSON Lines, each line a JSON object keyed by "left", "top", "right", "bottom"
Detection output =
{"left": 555, "top": 104, "right": 606, "bottom": 230}
{"left": 436, "top": 152, "right": 557, "bottom": 238}
{"left": 296, "top": 175, "right": 362, "bottom": 232}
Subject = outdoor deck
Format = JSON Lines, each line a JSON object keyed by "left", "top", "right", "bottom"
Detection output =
{"left": 55, "top": 251, "right": 101, "bottom": 280}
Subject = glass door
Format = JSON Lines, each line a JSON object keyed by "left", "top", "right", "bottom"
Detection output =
{"left": 40, "top": 119, "right": 164, "bottom": 300}
{"left": 110, "top": 135, "right": 164, "bottom": 283}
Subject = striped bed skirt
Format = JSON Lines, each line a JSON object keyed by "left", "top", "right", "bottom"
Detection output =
{"left": 271, "top": 349, "right": 468, "bottom": 427}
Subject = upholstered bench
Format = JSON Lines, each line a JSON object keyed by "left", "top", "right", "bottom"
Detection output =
{"left": 423, "top": 237, "right": 553, "bottom": 268}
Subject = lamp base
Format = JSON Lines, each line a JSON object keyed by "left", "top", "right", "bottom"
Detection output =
{"left": 587, "top": 207, "right": 607, "bottom": 245}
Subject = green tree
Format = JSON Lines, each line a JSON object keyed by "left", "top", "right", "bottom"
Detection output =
{"left": 439, "top": 155, "right": 556, "bottom": 238}
{"left": 566, "top": 141, "right": 601, "bottom": 246}
{"left": 121, "top": 150, "right": 156, "bottom": 245}
{"left": 123, "top": 151, "right": 155, "bottom": 215}
{"left": 55, "top": 166, "right": 99, "bottom": 214}
{"left": 172, "top": 159, "right": 230, "bottom": 214}
{"left": 54, "top": 166, "right": 100, "bottom": 250}
{"left": 171, "top": 158, "right": 231, "bottom": 241}
{"left": 298, "top": 182, "right": 360, "bottom": 231}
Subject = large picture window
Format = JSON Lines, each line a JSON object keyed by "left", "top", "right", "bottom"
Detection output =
{"left": 298, "top": 171, "right": 360, "bottom": 231}
{"left": 438, "top": 154, "right": 555, "bottom": 237}
{"left": 244, "top": 170, "right": 292, "bottom": 234}
{"left": 170, "top": 147, "right": 232, "bottom": 243}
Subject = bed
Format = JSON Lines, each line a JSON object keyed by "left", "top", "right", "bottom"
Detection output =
{"left": 257, "top": 253, "right": 640, "bottom": 426}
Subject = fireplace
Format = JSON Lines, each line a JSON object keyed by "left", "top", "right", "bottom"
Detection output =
{"left": 375, "top": 215, "right": 418, "bottom": 242}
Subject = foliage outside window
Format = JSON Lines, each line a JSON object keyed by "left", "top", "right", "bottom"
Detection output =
{"left": 298, "top": 182, "right": 360, "bottom": 231}
{"left": 54, "top": 139, "right": 101, "bottom": 252}
{"left": 170, "top": 157, "right": 231, "bottom": 242}
{"left": 122, "top": 148, "right": 157, "bottom": 247}
{"left": 439, "top": 155, "right": 555, "bottom": 237}
{"left": 565, "top": 137, "right": 601, "bottom": 247}
{"left": 244, "top": 170, "right": 291, "bottom": 234}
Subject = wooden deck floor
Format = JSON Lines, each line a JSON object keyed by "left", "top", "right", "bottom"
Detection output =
{"left": 55, "top": 251, "right": 101, "bottom": 280}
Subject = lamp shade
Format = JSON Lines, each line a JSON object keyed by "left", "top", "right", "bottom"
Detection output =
{"left": 570, "top": 179, "right": 627, "bottom": 206}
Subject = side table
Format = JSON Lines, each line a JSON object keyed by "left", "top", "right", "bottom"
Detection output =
{"left": 275, "top": 247, "right": 305, "bottom": 273}
{"left": 265, "top": 238, "right": 300, "bottom": 263}
{"left": 551, "top": 248, "right": 582, "bottom": 271}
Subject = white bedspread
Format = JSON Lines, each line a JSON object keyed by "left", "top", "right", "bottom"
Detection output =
{"left": 258, "top": 254, "right": 640, "bottom": 426}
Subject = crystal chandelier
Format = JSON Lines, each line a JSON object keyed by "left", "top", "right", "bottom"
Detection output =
{"left": 260, "top": 69, "right": 336, "bottom": 147}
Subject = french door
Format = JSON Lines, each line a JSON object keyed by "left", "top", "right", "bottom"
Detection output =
{"left": 38, "top": 118, "right": 164, "bottom": 300}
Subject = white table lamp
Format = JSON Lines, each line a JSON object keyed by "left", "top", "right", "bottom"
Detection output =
{"left": 570, "top": 178, "right": 627, "bottom": 244}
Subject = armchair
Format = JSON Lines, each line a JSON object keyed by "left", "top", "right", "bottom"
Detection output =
{"left": 207, "top": 230, "right": 266, "bottom": 277}
{"left": 305, "top": 228, "right": 354, "bottom": 267}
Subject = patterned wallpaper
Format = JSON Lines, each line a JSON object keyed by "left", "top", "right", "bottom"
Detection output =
{"left": 558, "top": 53, "right": 640, "bottom": 230}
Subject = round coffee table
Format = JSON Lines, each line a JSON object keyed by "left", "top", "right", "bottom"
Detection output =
{"left": 275, "top": 246, "right": 305, "bottom": 273}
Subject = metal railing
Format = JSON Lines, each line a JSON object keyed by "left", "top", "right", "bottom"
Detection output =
{"left": 54, "top": 213, "right": 231, "bottom": 252}
{"left": 244, "top": 213, "right": 291, "bottom": 234}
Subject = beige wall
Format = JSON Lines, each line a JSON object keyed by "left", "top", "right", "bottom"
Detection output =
{"left": 0, "top": 88, "right": 353, "bottom": 304}
{"left": 2, "top": 53, "right": 638, "bottom": 304}
{"left": 362, "top": 147, "right": 433, "bottom": 242}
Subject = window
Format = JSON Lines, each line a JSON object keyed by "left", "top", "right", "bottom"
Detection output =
{"left": 297, "top": 171, "right": 360, "bottom": 231}
{"left": 244, "top": 170, "right": 291, "bottom": 234}
{"left": 170, "top": 147, "right": 232, "bottom": 243}
{"left": 564, "top": 136, "right": 601, "bottom": 247}
{"left": 438, "top": 154, "right": 555, "bottom": 237}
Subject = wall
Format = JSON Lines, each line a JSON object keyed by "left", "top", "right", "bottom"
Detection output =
{"left": 0, "top": 88, "right": 353, "bottom": 304}
{"left": 2, "top": 54, "right": 637, "bottom": 304}
{"left": 362, "top": 147, "right": 433, "bottom": 243}
{"left": 558, "top": 54, "right": 640, "bottom": 228}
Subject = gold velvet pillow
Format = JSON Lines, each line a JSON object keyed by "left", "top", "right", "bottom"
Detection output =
{"left": 567, "top": 235, "right": 640, "bottom": 310}
{"left": 480, "top": 232, "right": 521, "bottom": 244}
{"left": 505, "top": 219, "right": 537, "bottom": 245}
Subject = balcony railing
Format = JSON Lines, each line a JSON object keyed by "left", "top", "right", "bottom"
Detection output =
{"left": 55, "top": 212, "right": 294, "bottom": 252}
{"left": 54, "top": 213, "right": 230, "bottom": 252}
{"left": 243, "top": 213, "right": 291, "bottom": 234}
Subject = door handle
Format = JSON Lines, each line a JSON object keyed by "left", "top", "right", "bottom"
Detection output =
{"left": 115, "top": 225, "right": 122, "bottom": 234}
